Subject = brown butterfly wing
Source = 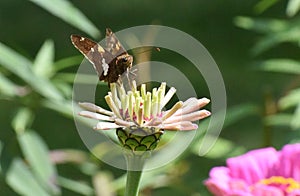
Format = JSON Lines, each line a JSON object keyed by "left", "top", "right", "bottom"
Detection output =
{"left": 70, "top": 34, "right": 114, "bottom": 81}
{"left": 105, "top": 28, "right": 127, "bottom": 56}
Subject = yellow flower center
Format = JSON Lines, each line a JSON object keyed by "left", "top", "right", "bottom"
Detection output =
{"left": 258, "top": 176, "right": 300, "bottom": 193}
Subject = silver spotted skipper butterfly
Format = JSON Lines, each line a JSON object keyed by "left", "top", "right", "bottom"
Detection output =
{"left": 71, "top": 28, "right": 133, "bottom": 85}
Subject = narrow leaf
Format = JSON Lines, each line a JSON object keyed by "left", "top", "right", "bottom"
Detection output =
{"left": 0, "top": 72, "right": 20, "bottom": 97}
{"left": 41, "top": 99, "right": 74, "bottom": 117}
{"left": 254, "top": 0, "right": 279, "bottom": 14}
{"left": 264, "top": 113, "right": 293, "bottom": 126}
{"left": 54, "top": 73, "right": 102, "bottom": 84}
{"left": 287, "top": 0, "right": 300, "bottom": 17}
{"left": 223, "top": 103, "right": 258, "bottom": 127}
{"left": 58, "top": 176, "right": 94, "bottom": 195}
{"left": 28, "top": 0, "right": 100, "bottom": 38}
{"left": 234, "top": 16, "right": 287, "bottom": 33}
{"left": 291, "top": 104, "right": 300, "bottom": 129}
{"left": 53, "top": 55, "right": 83, "bottom": 72}
{"left": 33, "top": 40, "right": 54, "bottom": 78}
{"left": 279, "top": 88, "right": 300, "bottom": 109}
{"left": 254, "top": 59, "right": 300, "bottom": 74}
{"left": 0, "top": 140, "right": 3, "bottom": 173}
{"left": 0, "top": 42, "right": 63, "bottom": 100}
{"left": 192, "top": 136, "right": 247, "bottom": 159}
{"left": 12, "top": 107, "right": 34, "bottom": 135}
{"left": 251, "top": 29, "right": 300, "bottom": 55}
{"left": 6, "top": 158, "right": 50, "bottom": 196}
{"left": 18, "top": 131, "right": 60, "bottom": 195}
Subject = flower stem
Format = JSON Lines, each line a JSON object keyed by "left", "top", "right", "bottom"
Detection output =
{"left": 124, "top": 153, "right": 147, "bottom": 196}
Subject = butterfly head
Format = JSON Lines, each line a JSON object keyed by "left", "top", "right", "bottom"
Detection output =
{"left": 116, "top": 53, "right": 133, "bottom": 69}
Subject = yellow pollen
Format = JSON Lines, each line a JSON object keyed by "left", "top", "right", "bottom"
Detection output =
{"left": 258, "top": 176, "right": 300, "bottom": 193}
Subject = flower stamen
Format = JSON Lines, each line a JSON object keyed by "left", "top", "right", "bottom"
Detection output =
{"left": 258, "top": 176, "right": 300, "bottom": 193}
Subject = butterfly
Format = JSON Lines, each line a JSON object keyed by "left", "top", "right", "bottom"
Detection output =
{"left": 70, "top": 28, "right": 133, "bottom": 85}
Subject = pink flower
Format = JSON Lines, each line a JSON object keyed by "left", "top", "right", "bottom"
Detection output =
{"left": 205, "top": 143, "right": 300, "bottom": 196}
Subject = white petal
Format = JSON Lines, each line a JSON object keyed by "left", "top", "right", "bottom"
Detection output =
{"left": 115, "top": 118, "right": 135, "bottom": 127}
{"left": 173, "top": 97, "right": 210, "bottom": 116}
{"left": 160, "top": 87, "right": 176, "bottom": 109}
{"left": 94, "top": 122, "right": 122, "bottom": 130}
{"left": 162, "top": 121, "right": 198, "bottom": 131}
{"left": 105, "top": 95, "right": 122, "bottom": 119}
{"left": 78, "top": 111, "right": 114, "bottom": 121}
{"left": 79, "top": 102, "right": 114, "bottom": 116}
{"left": 164, "top": 110, "right": 211, "bottom": 124}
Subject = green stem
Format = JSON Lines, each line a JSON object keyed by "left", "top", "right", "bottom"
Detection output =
{"left": 124, "top": 154, "right": 146, "bottom": 196}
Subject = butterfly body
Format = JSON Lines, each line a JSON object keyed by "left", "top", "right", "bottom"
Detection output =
{"left": 71, "top": 28, "right": 133, "bottom": 84}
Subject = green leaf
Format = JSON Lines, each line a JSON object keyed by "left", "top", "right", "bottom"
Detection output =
{"left": 41, "top": 99, "right": 74, "bottom": 118}
{"left": 54, "top": 73, "right": 103, "bottom": 84}
{"left": 33, "top": 40, "right": 55, "bottom": 78}
{"left": 12, "top": 107, "right": 34, "bottom": 134}
{"left": 291, "top": 104, "right": 300, "bottom": 129}
{"left": 0, "top": 140, "right": 3, "bottom": 173}
{"left": 251, "top": 28, "right": 300, "bottom": 55}
{"left": 0, "top": 42, "right": 63, "bottom": 100}
{"left": 192, "top": 136, "right": 247, "bottom": 159}
{"left": 254, "top": 0, "right": 279, "bottom": 14}
{"left": 264, "top": 113, "right": 293, "bottom": 126}
{"left": 18, "top": 131, "right": 60, "bottom": 195}
{"left": 58, "top": 176, "right": 94, "bottom": 195}
{"left": 53, "top": 80, "right": 72, "bottom": 97}
{"left": 6, "top": 158, "right": 50, "bottom": 196}
{"left": 254, "top": 59, "right": 300, "bottom": 74}
{"left": 279, "top": 88, "right": 300, "bottom": 109}
{"left": 234, "top": 16, "right": 287, "bottom": 34}
{"left": 287, "top": 0, "right": 300, "bottom": 17}
{"left": 223, "top": 103, "right": 258, "bottom": 127}
{"left": 0, "top": 42, "right": 33, "bottom": 79}
{"left": 53, "top": 55, "right": 83, "bottom": 72}
{"left": 28, "top": 0, "right": 100, "bottom": 38}
{"left": 0, "top": 72, "right": 20, "bottom": 97}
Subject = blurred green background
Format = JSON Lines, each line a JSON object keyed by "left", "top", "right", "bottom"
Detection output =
{"left": 1, "top": 0, "right": 300, "bottom": 195}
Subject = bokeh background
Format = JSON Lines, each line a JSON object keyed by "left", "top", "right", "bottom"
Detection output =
{"left": 1, "top": 0, "right": 300, "bottom": 195}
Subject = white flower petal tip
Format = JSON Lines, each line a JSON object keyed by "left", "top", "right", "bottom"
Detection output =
{"left": 94, "top": 122, "right": 122, "bottom": 130}
{"left": 162, "top": 121, "right": 198, "bottom": 131}
{"left": 164, "top": 109, "right": 211, "bottom": 124}
{"left": 78, "top": 102, "right": 114, "bottom": 116}
{"left": 78, "top": 111, "right": 114, "bottom": 121}
{"left": 202, "top": 109, "right": 211, "bottom": 117}
{"left": 199, "top": 97, "right": 210, "bottom": 106}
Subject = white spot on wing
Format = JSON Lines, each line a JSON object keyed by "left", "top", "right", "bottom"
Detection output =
{"left": 101, "top": 58, "right": 109, "bottom": 76}
{"left": 80, "top": 37, "right": 85, "bottom": 41}
{"left": 91, "top": 48, "right": 94, "bottom": 52}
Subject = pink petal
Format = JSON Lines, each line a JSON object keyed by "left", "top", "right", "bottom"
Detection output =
{"left": 227, "top": 147, "right": 279, "bottom": 184}
{"left": 205, "top": 167, "right": 252, "bottom": 196}
{"left": 205, "top": 167, "right": 231, "bottom": 194}
{"left": 278, "top": 143, "right": 300, "bottom": 181}
{"left": 251, "top": 184, "right": 284, "bottom": 196}
{"left": 289, "top": 189, "right": 300, "bottom": 196}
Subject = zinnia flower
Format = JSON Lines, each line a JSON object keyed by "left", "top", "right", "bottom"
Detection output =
{"left": 78, "top": 81, "right": 211, "bottom": 152}
{"left": 205, "top": 143, "right": 300, "bottom": 196}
